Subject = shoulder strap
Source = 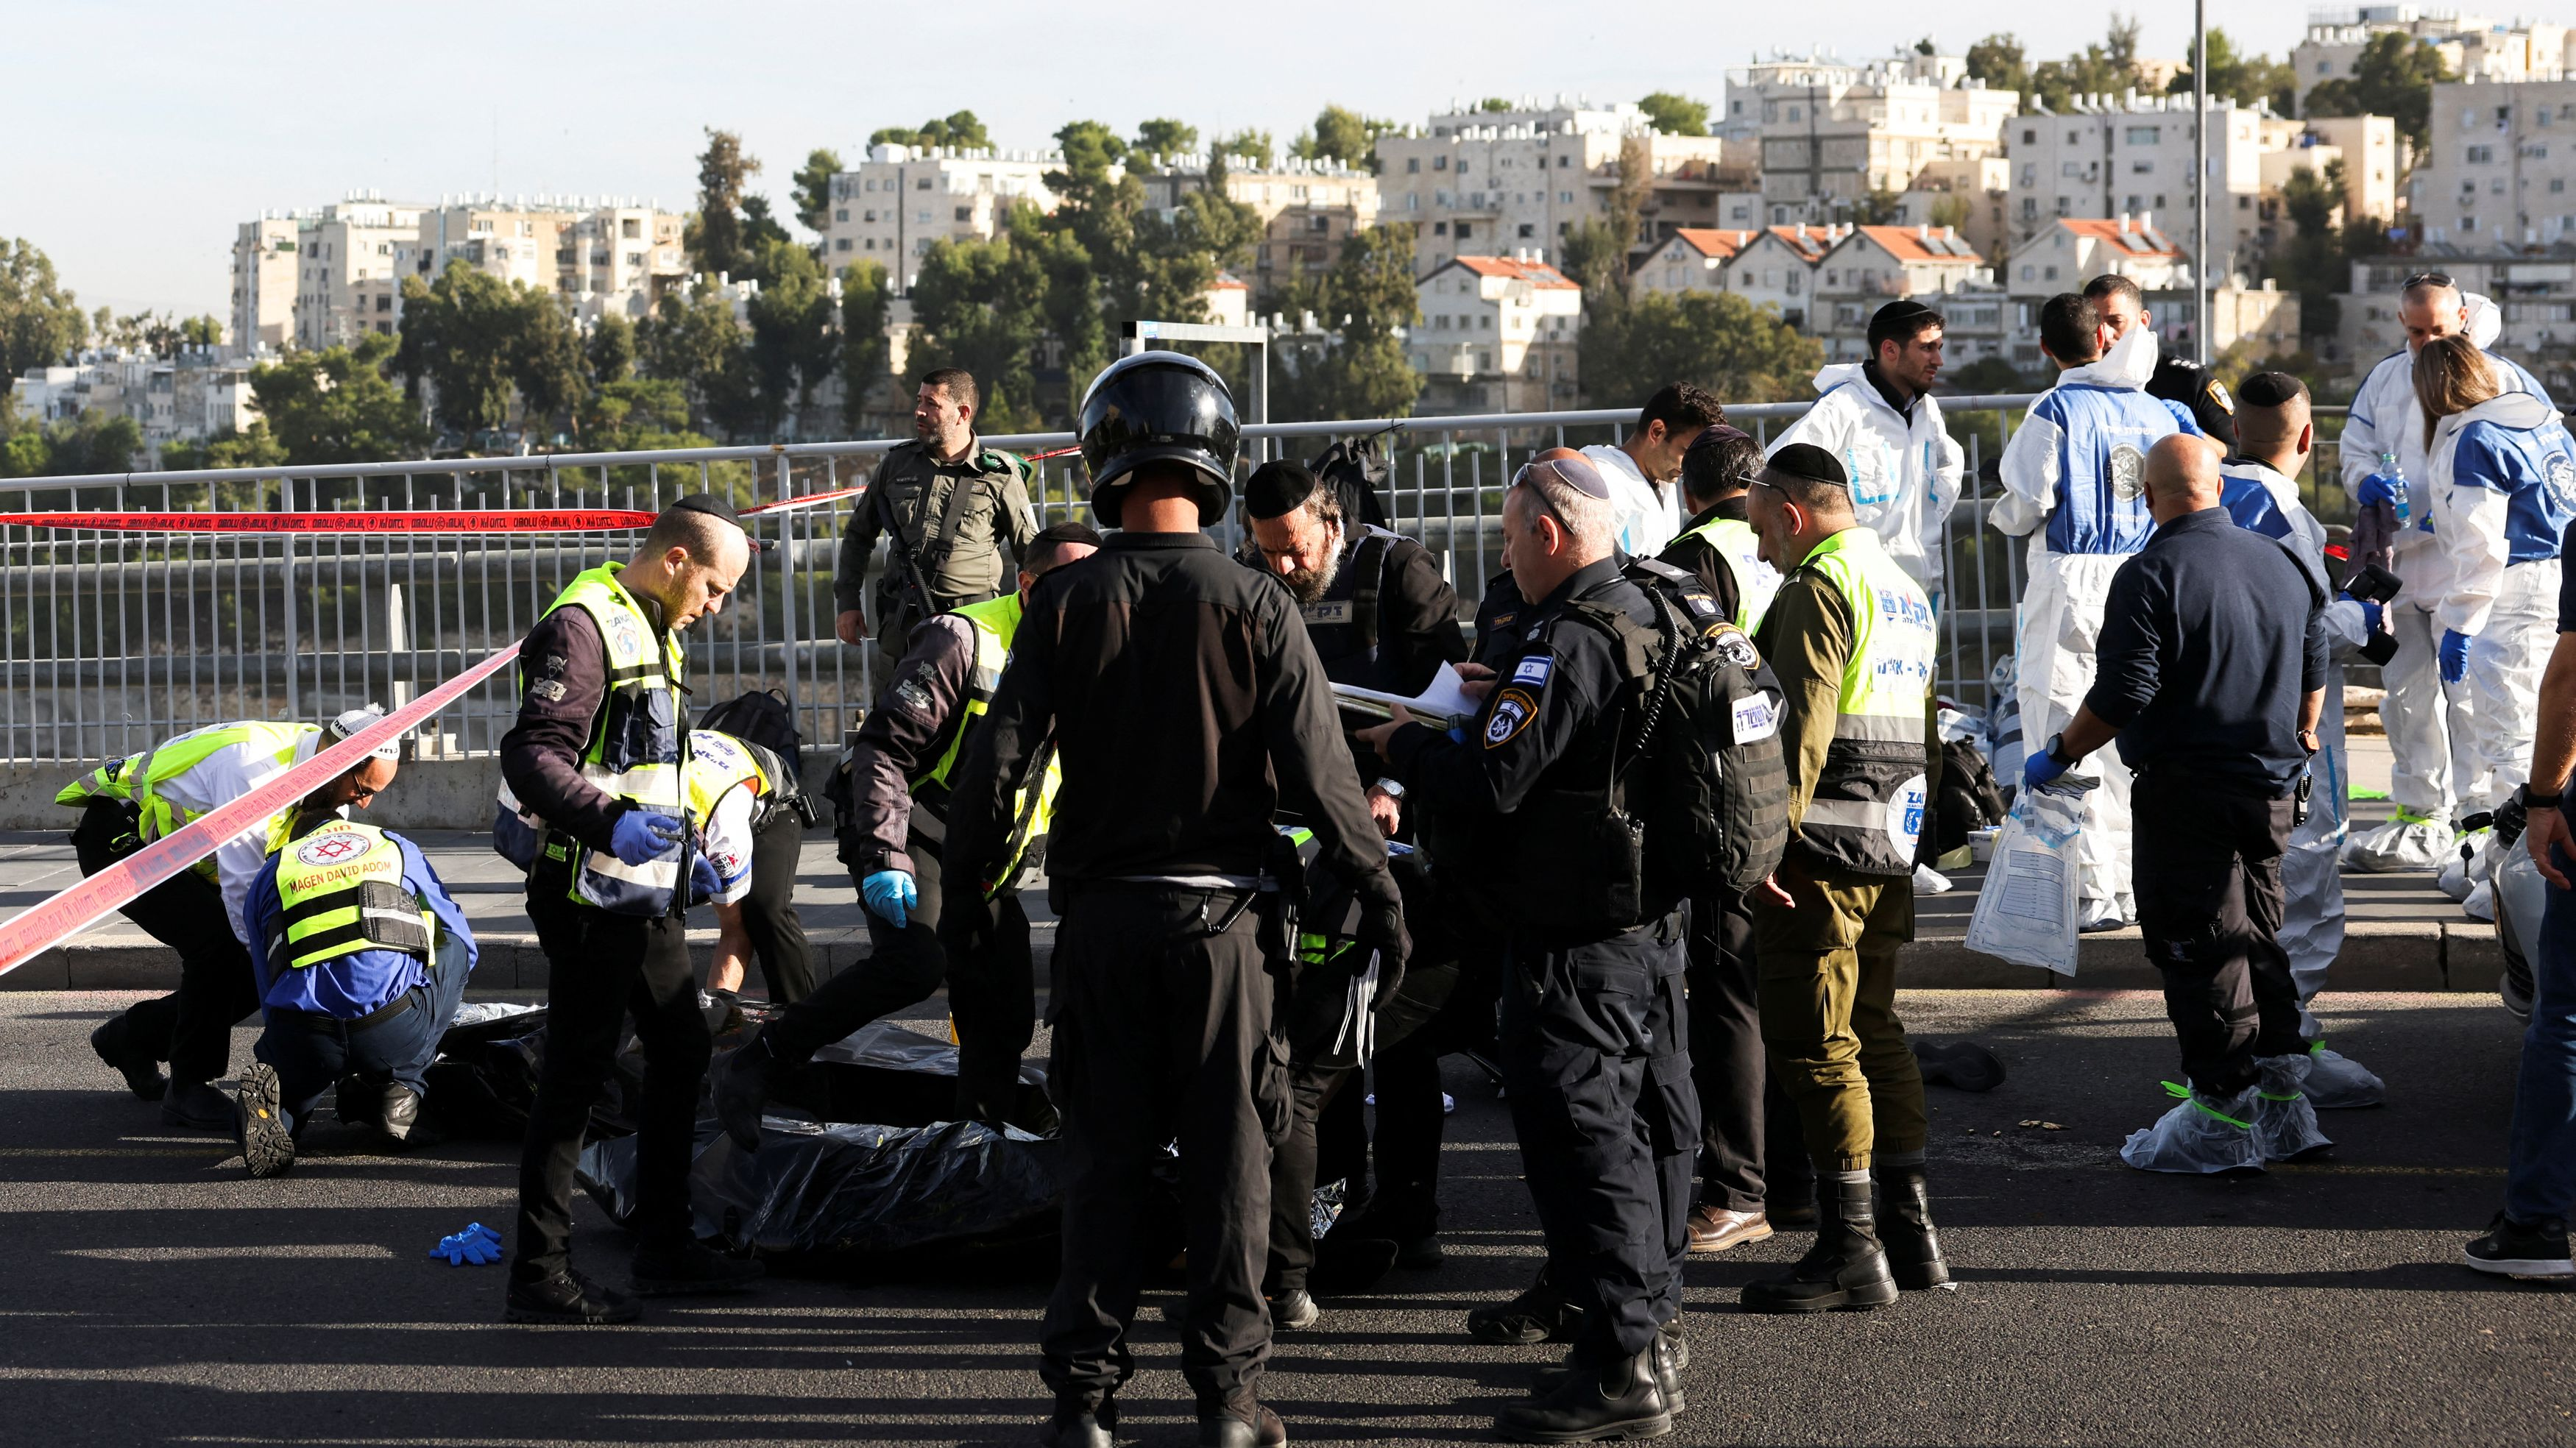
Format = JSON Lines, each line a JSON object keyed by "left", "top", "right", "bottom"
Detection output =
{"left": 918, "top": 464, "right": 986, "bottom": 581}
{"left": 1350, "top": 533, "right": 1393, "bottom": 651}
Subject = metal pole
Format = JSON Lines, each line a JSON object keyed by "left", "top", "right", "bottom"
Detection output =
{"left": 2195, "top": 0, "right": 2210, "bottom": 366}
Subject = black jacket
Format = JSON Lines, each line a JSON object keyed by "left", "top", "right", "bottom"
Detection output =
{"left": 1660, "top": 495, "right": 1749, "bottom": 622}
{"left": 944, "top": 530, "right": 1397, "bottom": 912}
{"left": 2148, "top": 356, "right": 2239, "bottom": 452}
{"left": 2085, "top": 506, "right": 2326, "bottom": 794}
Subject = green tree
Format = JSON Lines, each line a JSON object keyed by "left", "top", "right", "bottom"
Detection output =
{"left": 158, "top": 422, "right": 288, "bottom": 472}
{"left": 870, "top": 110, "right": 991, "bottom": 151}
{"left": 2028, "top": 14, "right": 2146, "bottom": 112}
{"left": 1855, "top": 189, "right": 1906, "bottom": 224}
{"left": 791, "top": 147, "right": 843, "bottom": 235}
{"left": 394, "top": 260, "right": 584, "bottom": 442}
{"left": 1578, "top": 290, "right": 1822, "bottom": 408}
{"left": 588, "top": 312, "right": 637, "bottom": 384}
{"left": 511, "top": 292, "right": 590, "bottom": 443}
{"left": 1638, "top": 92, "right": 1710, "bottom": 138}
{"left": 249, "top": 334, "right": 427, "bottom": 464}
{"left": 744, "top": 237, "right": 838, "bottom": 435}
{"left": 737, "top": 196, "right": 794, "bottom": 273}
{"left": 1928, "top": 194, "right": 1975, "bottom": 231}
{"left": 1964, "top": 33, "right": 2031, "bottom": 97}
{"left": 1273, "top": 223, "right": 1423, "bottom": 422}
{"left": 838, "top": 259, "right": 893, "bottom": 433}
{"left": 0, "top": 409, "right": 143, "bottom": 476}
{"left": 1133, "top": 118, "right": 1200, "bottom": 158}
{"left": 1475, "top": 98, "right": 1515, "bottom": 113}
{"left": 178, "top": 315, "right": 223, "bottom": 350}
{"left": 2304, "top": 32, "right": 2455, "bottom": 148}
{"left": 2267, "top": 161, "right": 2348, "bottom": 341}
{"left": 1295, "top": 105, "right": 1399, "bottom": 172}
{"left": 1214, "top": 128, "right": 1276, "bottom": 168}
{"left": 0, "top": 238, "right": 88, "bottom": 394}
{"left": 2166, "top": 27, "right": 2297, "bottom": 113}
{"left": 685, "top": 128, "right": 760, "bottom": 280}
{"left": 640, "top": 284, "right": 754, "bottom": 438}
{"left": 907, "top": 230, "right": 1050, "bottom": 432}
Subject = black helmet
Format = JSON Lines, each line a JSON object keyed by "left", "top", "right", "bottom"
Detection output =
{"left": 1078, "top": 350, "right": 1239, "bottom": 528}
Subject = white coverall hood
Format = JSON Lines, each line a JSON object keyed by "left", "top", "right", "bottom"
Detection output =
{"left": 1764, "top": 363, "right": 1965, "bottom": 595}
{"left": 2056, "top": 324, "right": 2159, "bottom": 393}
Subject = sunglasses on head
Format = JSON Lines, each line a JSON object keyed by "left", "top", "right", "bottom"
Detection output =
{"left": 2403, "top": 271, "right": 2455, "bottom": 291}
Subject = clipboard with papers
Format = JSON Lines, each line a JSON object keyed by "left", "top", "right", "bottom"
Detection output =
{"left": 1329, "top": 661, "right": 1483, "bottom": 731}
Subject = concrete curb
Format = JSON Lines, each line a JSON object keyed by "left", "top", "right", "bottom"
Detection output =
{"left": 7, "top": 920, "right": 2509, "bottom": 995}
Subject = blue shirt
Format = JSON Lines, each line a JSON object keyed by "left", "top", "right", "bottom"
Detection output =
{"left": 246, "top": 832, "right": 476, "bottom": 1018}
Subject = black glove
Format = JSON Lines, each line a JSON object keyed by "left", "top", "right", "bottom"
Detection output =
{"left": 1355, "top": 895, "right": 1411, "bottom": 1007}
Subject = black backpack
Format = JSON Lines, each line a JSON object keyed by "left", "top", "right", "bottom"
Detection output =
{"left": 697, "top": 687, "right": 804, "bottom": 780}
{"left": 1560, "top": 557, "right": 1791, "bottom": 899}
{"left": 1308, "top": 437, "right": 1392, "bottom": 530}
{"left": 1931, "top": 736, "right": 2006, "bottom": 857}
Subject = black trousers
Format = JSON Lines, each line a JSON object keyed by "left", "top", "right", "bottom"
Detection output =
{"left": 512, "top": 870, "right": 710, "bottom": 1284}
{"left": 768, "top": 841, "right": 1035, "bottom": 1120}
{"left": 1351, "top": 884, "right": 1501, "bottom": 1242}
{"left": 1684, "top": 890, "right": 1813, "bottom": 1213}
{"left": 74, "top": 801, "right": 256, "bottom": 1087}
{"left": 737, "top": 809, "right": 816, "bottom": 1005}
{"left": 1041, "top": 885, "right": 1289, "bottom": 1416}
{"left": 1501, "top": 912, "right": 1696, "bottom": 1363}
{"left": 2133, "top": 778, "right": 2305, "bottom": 1096}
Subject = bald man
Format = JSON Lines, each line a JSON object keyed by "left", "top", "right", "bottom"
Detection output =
{"left": 2023, "top": 436, "right": 2333, "bottom": 1172}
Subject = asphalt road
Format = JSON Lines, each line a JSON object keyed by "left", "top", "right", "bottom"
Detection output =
{"left": 0, "top": 988, "right": 2569, "bottom": 1447}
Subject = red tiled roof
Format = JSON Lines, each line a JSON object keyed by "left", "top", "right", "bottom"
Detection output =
{"left": 2053, "top": 217, "right": 2184, "bottom": 258}
{"left": 1849, "top": 224, "right": 1984, "bottom": 265}
{"left": 1443, "top": 255, "right": 1581, "bottom": 288}
{"left": 1761, "top": 225, "right": 1837, "bottom": 263}
{"left": 1670, "top": 228, "right": 1758, "bottom": 260}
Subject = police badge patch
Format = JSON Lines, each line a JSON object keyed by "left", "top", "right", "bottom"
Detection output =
{"left": 2109, "top": 444, "right": 2148, "bottom": 500}
{"left": 1485, "top": 687, "right": 1538, "bottom": 748}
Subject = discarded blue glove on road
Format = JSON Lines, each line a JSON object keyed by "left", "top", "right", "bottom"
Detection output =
{"left": 429, "top": 1221, "right": 503, "bottom": 1266}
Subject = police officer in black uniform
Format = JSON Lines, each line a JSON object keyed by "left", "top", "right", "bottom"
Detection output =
{"left": 1356, "top": 448, "right": 1692, "bottom": 1443}
{"left": 943, "top": 353, "right": 1406, "bottom": 1448}
{"left": 2084, "top": 273, "right": 2237, "bottom": 450}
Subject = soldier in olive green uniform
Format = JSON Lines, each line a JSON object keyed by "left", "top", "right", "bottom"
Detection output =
{"left": 834, "top": 368, "right": 1041, "bottom": 686}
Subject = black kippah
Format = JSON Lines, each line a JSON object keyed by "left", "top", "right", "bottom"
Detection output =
{"left": 1764, "top": 441, "right": 1848, "bottom": 488}
{"left": 1243, "top": 461, "right": 1320, "bottom": 520}
{"left": 2237, "top": 371, "right": 2307, "bottom": 409}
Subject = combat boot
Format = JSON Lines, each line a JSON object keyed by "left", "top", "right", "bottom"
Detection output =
{"left": 1497, "top": 1344, "right": 1671, "bottom": 1442}
{"left": 1531, "top": 1330, "right": 1688, "bottom": 1412}
{"left": 1739, "top": 1174, "right": 1898, "bottom": 1313}
{"left": 1872, "top": 1162, "right": 1950, "bottom": 1290}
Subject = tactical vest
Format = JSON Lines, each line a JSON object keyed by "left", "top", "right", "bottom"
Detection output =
{"left": 914, "top": 592, "right": 1061, "bottom": 894}
{"left": 1300, "top": 525, "right": 1404, "bottom": 688}
{"left": 267, "top": 821, "right": 433, "bottom": 972}
{"left": 1674, "top": 514, "right": 1782, "bottom": 634}
{"left": 1785, "top": 528, "right": 1935, "bottom": 876}
{"left": 59, "top": 721, "right": 319, "bottom": 881}
{"left": 491, "top": 562, "right": 690, "bottom": 916}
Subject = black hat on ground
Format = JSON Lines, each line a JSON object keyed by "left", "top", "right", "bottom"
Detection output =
{"left": 1078, "top": 350, "right": 1239, "bottom": 528}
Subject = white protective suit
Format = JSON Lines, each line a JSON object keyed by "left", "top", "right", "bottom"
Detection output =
{"left": 1990, "top": 327, "right": 2182, "bottom": 926}
{"left": 2424, "top": 390, "right": 2574, "bottom": 816}
{"left": 1584, "top": 444, "right": 1681, "bottom": 559}
{"left": 2337, "top": 294, "right": 2547, "bottom": 868}
{"left": 1765, "top": 363, "right": 1966, "bottom": 599}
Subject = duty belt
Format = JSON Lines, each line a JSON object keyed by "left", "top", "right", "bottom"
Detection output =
{"left": 272, "top": 991, "right": 414, "bottom": 1036}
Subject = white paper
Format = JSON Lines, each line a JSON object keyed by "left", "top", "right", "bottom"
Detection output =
{"left": 1331, "top": 661, "right": 1481, "bottom": 722}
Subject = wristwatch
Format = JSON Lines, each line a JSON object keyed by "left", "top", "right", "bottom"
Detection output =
{"left": 1373, "top": 778, "right": 1406, "bottom": 799}
{"left": 2043, "top": 733, "right": 2073, "bottom": 765}
{"left": 2519, "top": 783, "right": 2565, "bottom": 811}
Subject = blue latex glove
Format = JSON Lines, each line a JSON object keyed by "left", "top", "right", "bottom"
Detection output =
{"left": 2023, "top": 745, "right": 2070, "bottom": 792}
{"left": 609, "top": 809, "right": 684, "bottom": 866}
{"left": 2356, "top": 473, "right": 2404, "bottom": 510}
{"left": 429, "top": 1221, "right": 502, "bottom": 1266}
{"left": 690, "top": 853, "right": 721, "bottom": 902}
{"left": 2440, "top": 628, "right": 2472, "bottom": 684}
{"left": 2339, "top": 592, "right": 2384, "bottom": 636}
{"left": 862, "top": 868, "right": 918, "bottom": 928}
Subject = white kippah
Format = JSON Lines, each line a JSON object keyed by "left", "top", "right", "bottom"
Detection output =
{"left": 327, "top": 708, "right": 403, "bottom": 762}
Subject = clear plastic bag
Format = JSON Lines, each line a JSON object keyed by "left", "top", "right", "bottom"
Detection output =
{"left": 1964, "top": 778, "right": 2088, "bottom": 976}
{"left": 2301, "top": 1045, "right": 2385, "bottom": 1109}
{"left": 2120, "top": 1082, "right": 2265, "bottom": 1174}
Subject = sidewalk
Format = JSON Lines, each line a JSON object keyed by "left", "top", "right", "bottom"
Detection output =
{"left": 1, "top": 738, "right": 2506, "bottom": 995}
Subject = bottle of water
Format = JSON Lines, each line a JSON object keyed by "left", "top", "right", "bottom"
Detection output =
{"left": 2377, "top": 451, "right": 2410, "bottom": 527}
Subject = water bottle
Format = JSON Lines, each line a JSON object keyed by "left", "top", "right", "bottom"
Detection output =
{"left": 2377, "top": 452, "right": 2411, "bottom": 528}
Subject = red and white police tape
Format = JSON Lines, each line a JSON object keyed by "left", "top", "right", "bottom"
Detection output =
{"left": 0, "top": 642, "right": 524, "bottom": 980}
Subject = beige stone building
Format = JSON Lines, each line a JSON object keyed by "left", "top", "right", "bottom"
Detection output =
{"left": 2293, "top": 10, "right": 2570, "bottom": 116}
{"left": 821, "top": 144, "right": 1061, "bottom": 290}
{"left": 1408, "top": 254, "right": 1583, "bottom": 414}
{"left": 411, "top": 198, "right": 687, "bottom": 321}
{"left": 1722, "top": 52, "right": 2019, "bottom": 227}
{"left": 1812, "top": 225, "right": 1991, "bottom": 362}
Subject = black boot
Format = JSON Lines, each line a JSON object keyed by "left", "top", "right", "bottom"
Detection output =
{"left": 1496, "top": 1344, "right": 1671, "bottom": 1443}
{"left": 1041, "top": 1396, "right": 1118, "bottom": 1448}
{"left": 1873, "top": 1163, "right": 1950, "bottom": 1290}
{"left": 91, "top": 1016, "right": 166, "bottom": 1101}
{"left": 1738, "top": 1175, "right": 1897, "bottom": 1313}
{"left": 1531, "top": 1330, "right": 1688, "bottom": 1413}
{"left": 1467, "top": 1262, "right": 1585, "bottom": 1344}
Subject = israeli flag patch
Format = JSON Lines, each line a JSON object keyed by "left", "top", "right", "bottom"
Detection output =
{"left": 1512, "top": 656, "right": 1554, "bottom": 687}
{"left": 1730, "top": 692, "right": 1778, "bottom": 743}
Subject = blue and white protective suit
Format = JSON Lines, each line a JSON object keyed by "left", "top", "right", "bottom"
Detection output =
{"left": 2425, "top": 391, "right": 2576, "bottom": 814}
{"left": 2338, "top": 294, "right": 2552, "bottom": 867}
{"left": 1991, "top": 327, "right": 2190, "bottom": 926}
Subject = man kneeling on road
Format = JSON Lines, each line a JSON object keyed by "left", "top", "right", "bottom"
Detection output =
{"left": 234, "top": 783, "right": 477, "bottom": 1179}
{"left": 2023, "top": 436, "right": 2333, "bottom": 1173}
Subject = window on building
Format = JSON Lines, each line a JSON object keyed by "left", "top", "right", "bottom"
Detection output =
{"left": 1557, "top": 155, "right": 1570, "bottom": 168}
{"left": 2156, "top": 194, "right": 2168, "bottom": 210}
{"left": 1457, "top": 223, "right": 1473, "bottom": 239}
{"left": 865, "top": 238, "right": 876, "bottom": 249}
{"left": 1434, "top": 221, "right": 1448, "bottom": 235}
{"left": 837, "top": 238, "right": 852, "bottom": 252}
{"left": 2554, "top": 178, "right": 2567, "bottom": 194}
{"left": 1788, "top": 106, "right": 1802, "bottom": 121}
{"left": 1434, "top": 156, "right": 1448, "bottom": 171}
{"left": 955, "top": 206, "right": 972, "bottom": 221}
{"left": 2469, "top": 145, "right": 2496, "bottom": 164}
{"left": 918, "top": 210, "right": 932, "bottom": 224}
{"left": 2131, "top": 161, "right": 2153, "bottom": 174}
{"left": 835, "top": 208, "right": 849, "bottom": 222}
{"left": 2125, "top": 126, "right": 2161, "bottom": 145}
{"left": 916, "top": 177, "right": 932, "bottom": 190}
{"left": 2022, "top": 128, "right": 2037, "bottom": 144}
{"left": 1518, "top": 222, "right": 1536, "bottom": 238}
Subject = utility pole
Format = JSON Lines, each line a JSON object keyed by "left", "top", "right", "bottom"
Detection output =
{"left": 2194, "top": 0, "right": 2210, "bottom": 365}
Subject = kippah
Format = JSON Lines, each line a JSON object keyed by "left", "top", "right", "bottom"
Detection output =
{"left": 327, "top": 708, "right": 403, "bottom": 762}
{"left": 665, "top": 492, "right": 744, "bottom": 528}
{"left": 1688, "top": 424, "right": 1754, "bottom": 455}
{"left": 1763, "top": 441, "right": 1848, "bottom": 489}
{"left": 1242, "top": 461, "right": 1321, "bottom": 520}
{"left": 2237, "top": 372, "right": 2307, "bottom": 409}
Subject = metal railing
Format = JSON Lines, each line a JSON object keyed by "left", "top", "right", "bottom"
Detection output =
{"left": 0, "top": 395, "right": 2357, "bottom": 764}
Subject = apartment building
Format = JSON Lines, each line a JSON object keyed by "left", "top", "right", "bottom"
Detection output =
{"left": 1408, "top": 253, "right": 1582, "bottom": 414}
{"left": 1726, "top": 224, "right": 1839, "bottom": 328}
{"left": 14, "top": 351, "right": 258, "bottom": 461}
{"left": 2304, "top": 114, "right": 2403, "bottom": 222}
{"left": 1812, "top": 225, "right": 1990, "bottom": 361}
{"left": 1633, "top": 228, "right": 1758, "bottom": 297}
{"left": 2293, "top": 9, "right": 2571, "bottom": 115}
{"left": 820, "top": 144, "right": 1061, "bottom": 289}
{"left": 2005, "top": 93, "right": 2269, "bottom": 282}
{"left": 2003, "top": 217, "right": 2193, "bottom": 365}
{"left": 1722, "top": 52, "right": 2020, "bottom": 226}
{"left": 236, "top": 197, "right": 429, "bottom": 352}
{"left": 229, "top": 218, "right": 300, "bottom": 354}
{"left": 1373, "top": 99, "right": 1754, "bottom": 277}
{"left": 1136, "top": 156, "right": 1381, "bottom": 302}
{"left": 2347, "top": 247, "right": 2576, "bottom": 358}
{"left": 2407, "top": 78, "right": 2576, "bottom": 247}
{"left": 411, "top": 198, "right": 688, "bottom": 321}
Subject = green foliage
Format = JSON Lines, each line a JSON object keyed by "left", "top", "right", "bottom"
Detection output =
{"left": 1928, "top": 194, "right": 1974, "bottom": 231}
{"left": 2304, "top": 33, "right": 2454, "bottom": 148}
{"left": 1133, "top": 118, "right": 1200, "bottom": 158}
{"left": 2166, "top": 28, "right": 2298, "bottom": 114}
{"left": 640, "top": 285, "right": 753, "bottom": 437}
{"left": 1637, "top": 92, "right": 1710, "bottom": 138}
{"left": 743, "top": 237, "right": 838, "bottom": 435}
{"left": 838, "top": 260, "right": 893, "bottom": 433}
{"left": 791, "top": 148, "right": 842, "bottom": 236}
{"left": 2266, "top": 162, "right": 2349, "bottom": 341}
{"left": 92, "top": 308, "right": 221, "bottom": 358}
{"left": 1273, "top": 224, "right": 1424, "bottom": 422}
{"left": 1214, "top": 129, "right": 1276, "bottom": 168}
{"left": 588, "top": 313, "right": 637, "bottom": 384}
{"left": 1855, "top": 189, "right": 1906, "bottom": 225}
{"left": 394, "top": 260, "right": 588, "bottom": 442}
{"left": 908, "top": 230, "right": 1050, "bottom": 432}
{"left": 1578, "top": 290, "right": 1822, "bottom": 409}
{"left": 248, "top": 334, "right": 427, "bottom": 464}
{"left": 868, "top": 110, "right": 991, "bottom": 152}
{"left": 1475, "top": 98, "right": 1515, "bottom": 113}
{"left": 0, "top": 405, "right": 143, "bottom": 477}
{"left": 2027, "top": 13, "right": 2145, "bottom": 112}
{"left": 1942, "top": 355, "right": 2035, "bottom": 396}
{"left": 1294, "top": 106, "right": 1398, "bottom": 173}
{"left": 158, "top": 422, "right": 287, "bottom": 472}
{"left": 1557, "top": 218, "right": 1633, "bottom": 301}
{"left": 0, "top": 238, "right": 88, "bottom": 391}
{"left": 179, "top": 315, "right": 223, "bottom": 350}
{"left": 1965, "top": 33, "right": 2031, "bottom": 97}
{"left": 686, "top": 129, "right": 760, "bottom": 280}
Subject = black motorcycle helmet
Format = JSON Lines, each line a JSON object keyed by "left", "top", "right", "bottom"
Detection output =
{"left": 1078, "top": 350, "right": 1239, "bottom": 528}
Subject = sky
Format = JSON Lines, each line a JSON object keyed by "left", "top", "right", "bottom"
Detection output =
{"left": 0, "top": 0, "right": 2324, "bottom": 318}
